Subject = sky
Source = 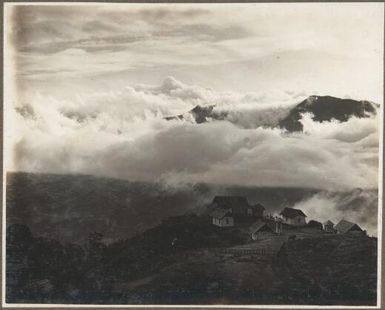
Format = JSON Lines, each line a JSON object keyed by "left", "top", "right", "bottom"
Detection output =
{"left": 6, "top": 3, "right": 384, "bottom": 102}
{"left": 4, "top": 3, "right": 383, "bottom": 194}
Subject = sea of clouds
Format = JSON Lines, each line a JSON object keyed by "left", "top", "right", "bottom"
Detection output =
{"left": 7, "top": 77, "right": 381, "bottom": 235}
{"left": 9, "top": 76, "right": 379, "bottom": 192}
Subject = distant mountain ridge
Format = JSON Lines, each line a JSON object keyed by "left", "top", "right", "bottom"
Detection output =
{"left": 164, "top": 95, "right": 378, "bottom": 132}
{"left": 278, "top": 95, "right": 377, "bottom": 132}
{"left": 164, "top": 105, "right": 227, "bottom": 123}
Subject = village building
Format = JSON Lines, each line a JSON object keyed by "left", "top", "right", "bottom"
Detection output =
{"left": 249, "top": 221, "right": 274, "bottom": 240}
{"left": 210, "top": 208, "right": 234, "bottom": 227}
{"left": 280, "top": 207, "right": 307, "bottom": 226}
{"left": 250, "top": 203, "right": 266, "bottom": 218}
{"left": 209, "top": 196, "right": 265, "bottom": 227}
{"left": 307, "top": 220, "right": 323, "bottom": 230}
{"left": 334, "top": 219, "right": 364, "bottom": 234}
{"left": 323, "top": 220, "right": 335, "bottom": 233}
{"left": 274, "top": 217, "right": 283, "bottom": 234}
{"left": 211, "top": 196, "right": 265, "bottom": 218}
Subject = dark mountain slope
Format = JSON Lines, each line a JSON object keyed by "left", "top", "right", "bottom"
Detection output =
{"left": 279, "top": 95, "right": 377, "bottom": 132}
{"left": 6, "top": 172, "right": 208, "bottom": 243}
{"left": 164, "top": 96, "right": 378, "bottom": 132}
{"left": 164, "top": 105, "right": 227, "bottom": 123}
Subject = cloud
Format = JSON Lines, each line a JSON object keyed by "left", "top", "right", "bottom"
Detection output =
{"left": 8, "top": 4, "right": 382, "bottom": 106}
{"left": 82, "top": 20, "right": 118, "bottom": 34}
{"left": 8, "top": 77, "right": 379, "bottom": 193}
{"left": 291, "top": 189, "right": 378, "bottom": 236}
{"left": 154, "top": 24, "right": 253, "bottom": 42}
{"left": 300, "top": 112, "right": 379, "bottom": 143}
{"left": 9, "top": 5, "right": 242, "bottom": 54}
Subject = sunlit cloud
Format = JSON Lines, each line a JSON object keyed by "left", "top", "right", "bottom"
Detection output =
{"left": 8, "top": 77, "right": 379, "bottom": 192}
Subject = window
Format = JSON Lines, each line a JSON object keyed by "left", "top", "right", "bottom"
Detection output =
{"left": 247, "top": 208, "right": 252, "bottom": 216}
{"left": 226, "top": 218, "right": 229, "bottom": 224}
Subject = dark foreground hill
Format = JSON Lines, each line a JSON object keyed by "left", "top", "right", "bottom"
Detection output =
{"left": 6, "top": 215, "right": 377, "bottom": 305}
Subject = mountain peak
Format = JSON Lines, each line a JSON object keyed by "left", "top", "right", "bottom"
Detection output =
{"left": 164, "top": 95, "right": 377, "bottom": 132}
{"left": 165, "top": 104, "right": 227, "bottom": 124}
{"left": 279, "top": 95, "right": 377, "bottom": 132}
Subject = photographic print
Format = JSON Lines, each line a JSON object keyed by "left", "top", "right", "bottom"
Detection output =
{"left": 2, "top": 2, "right": 384, "bottom": 307}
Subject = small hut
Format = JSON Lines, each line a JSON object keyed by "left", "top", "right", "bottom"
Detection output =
{"left": 334, "top": 219, "right": 363, "bottom": 234}
{"left": 250, "top": 203, "right": 266, "bottom": 218}
{"left": 249, "top": 221, "right": 274, "bottom": 240}
{"left": 210, "top": 209, "right": 234, "bottom": 227}
{"left": 307, "top": 220, "right": 323, "bottom": 230}
{"left": 323, "top": 220, "right": 335, "bottom": 233}
{"left": 208, "top": 196, "right": 265, "bottom": 226}
{"left": 280, "top": 207, "right": 307, "bottom": 226}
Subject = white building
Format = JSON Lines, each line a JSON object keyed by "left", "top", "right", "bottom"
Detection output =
{"left": 279, "top": 207, "right": 307, "bottom": 226}
{"left": 210, "top": 209, "right": 234, "bottom": 227}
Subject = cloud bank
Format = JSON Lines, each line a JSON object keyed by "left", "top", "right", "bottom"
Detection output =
{"left": 291, "top": 189, "right": 378, "bottom": 236}
{"left": 8, "top": 77, "right": 379, "bottom": 192}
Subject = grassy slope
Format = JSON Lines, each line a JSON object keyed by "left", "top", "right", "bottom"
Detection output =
{"left": 6, "top": 212, "right": 377, "bottom": 305}
{"left": 114, "top": 232, "right": 377, "bottom": 305}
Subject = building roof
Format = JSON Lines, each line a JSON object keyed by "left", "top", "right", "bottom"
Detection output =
{"left": 306, "top": 220, "right": 323, "bottom": 230}
{"left": 252, "top": 203, "right": 265, "bottom": 211}
{"left": 209, "top": 208, "right": 232, "bottom": 219}
{"left": 280, "top": 207, "right": 307, "bottom": 218}
{"left": 308, "top": 220, "right": 322, "bottom": 226}
{"left": 212, "top": 196, "right": 250, "bottom": 208}
{"left": 334, "top": 220, "right": 362, "bottom": 234}
{"left": 249, "top": 221, "right": 273, "bottom": 233}
{"left": 324, "top": 220, "right": 335, "bottom": 226}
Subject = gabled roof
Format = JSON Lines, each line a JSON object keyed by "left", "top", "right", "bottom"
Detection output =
{"left": 249, "top": 221, "right": 274, "bottom": 233}
{"left": 252, "top": 203, "right": 265, "bottom": 211}
{"left": 209, "top": 208, "right": 232, "bottom": 219}
{"left": 212, "top": 196, "right": 250, "bottom": 208}
{"left": 324, "top": 220, "right": 335, "bottom": 226}
{"left": 280, "top": 207, "right": 307, "bottom": 218}
{"left": 308, "top": 220, "right": 322, "bottom": 227}
{"left": 334, "top": 220, "right": 362, "bottom": 234}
